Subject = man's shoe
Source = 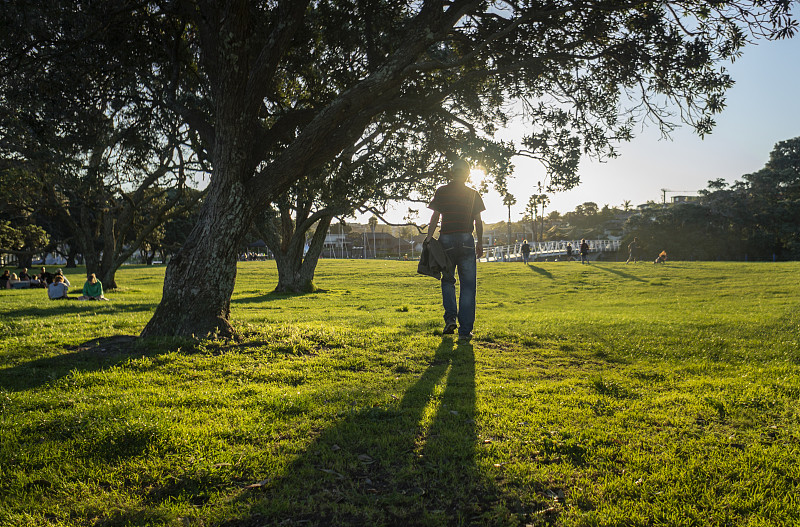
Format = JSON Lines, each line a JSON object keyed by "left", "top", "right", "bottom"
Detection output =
{"left": 457, "top": 333, "right": 473, "bottom": 342}
{"left": 443, "top": 322, "right": 458, "bottom": 335}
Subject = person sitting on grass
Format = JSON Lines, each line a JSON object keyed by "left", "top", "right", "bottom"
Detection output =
{"left": 654, "top": 250, "right": 668, "bottom": 264}
{"left": 48, "top": 274, "right": 71, "bottom": 300}
{"left": 39, "top": 266, "right": 53, "bottom": 285}
{"left": 8, "top": 272, "right": 30, "bottom": 289}
{"left": 18, "top": 267, "right": 42, "bottom": 287}
{"left": 54, "top": 269, "right": 70, "bottom": 287}
{"left": 79, "top": 273, "right": 109, "bottom": 301}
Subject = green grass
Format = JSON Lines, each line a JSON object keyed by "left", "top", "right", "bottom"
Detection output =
{"left": 1, "top": 260, "right": 799, "bottom": 526}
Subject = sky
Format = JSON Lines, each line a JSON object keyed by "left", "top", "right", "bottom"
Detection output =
{"left": 365, "top": 33, "right": 800, "bottom": 225}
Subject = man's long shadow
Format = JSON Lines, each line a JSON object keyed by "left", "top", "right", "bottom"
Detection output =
{"left": 223, "top": 339, "right": 503, "bottom": 525}
{"left": 527, "top": 264, "right": 554, "bottom": 279}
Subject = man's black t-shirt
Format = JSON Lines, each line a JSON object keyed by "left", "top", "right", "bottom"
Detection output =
{"left": 428, "top": 182, "right": 486, "bottom": 234}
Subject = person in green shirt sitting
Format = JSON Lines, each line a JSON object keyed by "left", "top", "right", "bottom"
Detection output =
{"left": 79, "top": 273, "right": 109, "bottom": 301}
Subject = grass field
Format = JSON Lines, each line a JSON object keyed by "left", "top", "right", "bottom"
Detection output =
{"left": 1, "top": 260, "right": 799, "bottom": 526}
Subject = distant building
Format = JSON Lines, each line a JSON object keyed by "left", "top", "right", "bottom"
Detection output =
{"left": 671, "top": 195, "right": 699, "bottom": 203}
{"left": 322, "top": 233, "right": 352, "bottom": 258}
{"left": 344, "top": 231, "right": 416, "bottom": 258}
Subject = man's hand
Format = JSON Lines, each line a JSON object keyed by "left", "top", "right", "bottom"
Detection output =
{"left": 426, "top": 211, "right": 440, "bottom": 243}
{"left": 476, "top": 241, "right": 484, "bottom": 258}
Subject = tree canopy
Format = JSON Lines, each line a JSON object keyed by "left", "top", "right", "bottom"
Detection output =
{"left": 0, "top": 1, "right": 206, "bottom": 285}
{"left": 2, "top": 0, "right": 796, "bottom": 338}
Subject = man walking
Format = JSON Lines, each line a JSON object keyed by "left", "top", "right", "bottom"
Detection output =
{"left": 580, "top": 238, "right": 590, "bottom": 264}
{"left": 521, "top": 239, "right": 531, "bottom": 264}
{"left": 425, "top": 159, "right": 485, "bottom": 341}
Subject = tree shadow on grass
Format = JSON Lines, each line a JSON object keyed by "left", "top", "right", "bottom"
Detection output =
{"left": 231, "top": 289, "right": 330, "bottom": 305}
{"left": 1, "top": 302, "right": 156, "bottom": 319}
{"left": 527, "top": 264, "right": 554, "bottom": 279}
{"left": 0, "top": 335, "right": 152, "bottom": 391}
{"left": 220, "top": 339, "right": 529, "bottom": 526}
{"left": 591, "top": 264, "right": 648, "bottom": 283}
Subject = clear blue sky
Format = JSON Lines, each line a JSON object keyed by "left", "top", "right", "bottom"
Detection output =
{"left": 368, "top": 34, "right": 800, "bottom": 226}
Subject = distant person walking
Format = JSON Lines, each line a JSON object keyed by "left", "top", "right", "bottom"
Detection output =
{"left": 626, "top": 237, "right": 641, "bottom": 263}
{"left": 565, "top": 242, "right": 574, "bottom": 261}
{"left": 521, "top": 239, "right": 531, "bottom": 264}
{"left": 579, "top": 239, "right": 590, "bottom": 264}
{"left": 426, "top": 159, "right": 485, "bottom": 342}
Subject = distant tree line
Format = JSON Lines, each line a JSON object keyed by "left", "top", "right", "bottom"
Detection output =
{"left": 624, "top": 137, "right": 800, "bottom": 261}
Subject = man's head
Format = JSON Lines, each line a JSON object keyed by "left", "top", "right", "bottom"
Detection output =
{"left": 449, "top": 159, "right": 470, "bottom": 182}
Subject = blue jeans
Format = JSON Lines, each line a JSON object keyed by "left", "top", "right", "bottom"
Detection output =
{"left": 439, "top": 233, "right": 477, "bottom": 337}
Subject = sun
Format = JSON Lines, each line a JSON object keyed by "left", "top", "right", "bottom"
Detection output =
{"left": 469, "top": 168, "right": 485, "bottom": 183}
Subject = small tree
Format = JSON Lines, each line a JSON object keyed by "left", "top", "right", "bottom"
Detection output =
{"left": 0, "top": 221, "right": 49, "bottom": 266}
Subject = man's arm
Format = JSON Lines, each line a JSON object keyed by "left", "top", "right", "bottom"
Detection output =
{"left": 474, "top": 212, "right": 483, "bottom": 257}
{"left": 425, "top": 211, "right": 440, "bottom": 241}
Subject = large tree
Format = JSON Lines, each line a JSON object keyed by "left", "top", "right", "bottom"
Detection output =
{"left": 5, "top": 1, "right": 796, "bottom": 337}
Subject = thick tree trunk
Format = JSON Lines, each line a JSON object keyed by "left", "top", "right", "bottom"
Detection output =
{"left": 65, "top": 245, "right": 78, "bottom": 268}
{"left": 83, "top": 251, "right": 100, "bottom": 282}
{"left": 272, "top": 215, "right": 332, "bottom": 293}
{"left": 100, "top": 268, "right": 118, "bottom": 290}
{"left": 273, "top": 252, "right": 313, "bottom": 293}
{"left": 140, "top": 177, "right": 254, "bottom": 339}
{"left": 17, "top": 252, "right": 33, "bottom": 269}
